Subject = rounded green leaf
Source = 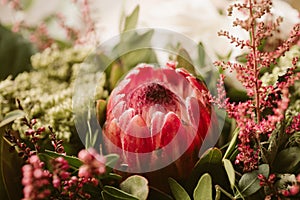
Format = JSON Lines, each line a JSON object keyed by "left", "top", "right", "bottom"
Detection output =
{"left": 120, "top": 175, "right": 149, "bottom": 200}
{"left": 168, "top": 178, "right": 191, "bottom": 200}
{"left": 193, "top": 173, "right": 213, "bottom": 200}
{"left": 238, "top": 164, "right": 269, "bottom": 197}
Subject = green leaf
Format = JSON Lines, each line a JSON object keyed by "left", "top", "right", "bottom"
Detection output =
{"left": 123, "top": 5, "right": 140, "bottom": 32}
{"left": 198, "top": 42, "right": 206, "bottom": 67}
{"left": 168, "top": 178, "right": 191, "bottom": 200}
{"left": 0, "top": 25, "right": 34, "bottom": 80}
{"left": 176, "top": 48, "right": 195, "bottom": 75}
{"left": 39, "top": 150, "right": 83, "bottom": 169}
{"left": 96, "top": 99, "right": 107, "bottom": 127}
{"left": 223, "top": 128, "right": 239, "bottom": 160}
{"left": 100, "top": 172, "right": 122, "bottom": 181}
{"left": 238, "top": 164, "right": 269, "bottom": 197}
{"left": 194, "top": 148, "right": 223, "bottom": 170}
{"left": 223, "top": 159, "right": 235, "bottom": 189}
{"left": 273, "top": 147, "right": 300, "bottom": 173}
{"left": 105, "top": 153, "right": 119, "bottom": 168}
{"left": 193, "top": 173, "right": 213, "bottom": 200}
{"left": 235, "top": 53, "right": 248, "bottom": 63}
{"left": 0, "top": 110, "right": 26, "bottom": 128}
{"left": 0, "top": 133, "right": 23, "bottom": 200}
{"left": 187, "top": 148, "right": 227, "bottom": 196}
{"left": 109, "top": 63, "right": 124, "bottom": 89}
{"left": 102, "top": 186, "right": 139, "bottom": 200}
{"left": 120, "top": 175, "right": 149, "bottom": 200}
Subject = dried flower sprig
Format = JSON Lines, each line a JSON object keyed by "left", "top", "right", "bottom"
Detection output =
{"left": 213, "top": 0, "right": 300, "bottom": 172}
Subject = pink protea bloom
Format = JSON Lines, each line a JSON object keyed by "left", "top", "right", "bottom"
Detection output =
{"left": 103, "top": 63, "right": 216, "bottom": 188}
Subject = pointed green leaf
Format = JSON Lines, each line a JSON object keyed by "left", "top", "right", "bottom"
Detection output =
{"left": 238, "top": 164, "right": 269, "bottom": 197}
{"left": 194, "top": 148, "right": 222, "bottom": 170}
{"left": 123, "top": 5, "right": 140, "bottom": 32}
{"left": 223, "top": 128, "right": 239, "bottom": 160}
{"left": 177, "top": 48, "right": 195, "bottom": 74}
{"left": 193, "top": 173, "right": 213, "bottom": 200}
{"left": 168, "top": 178, "right": 191, "bottom": 200}
{"left": 120, "top": 175, "right": 149, "bottom": 200}
{"left": 96, "top": 99, "right": 107, "bottom": 126}
{"left": 198, "top": 42, "right": 206, "bottom": 67}
{"left": 109, "top": 63, "right": 124, "bottom": 89}
{"left": 0, "top": 110, "right": 26, "bottom": 128}
{"left": 223, "top": 159, "right": 235, "bottom": 189}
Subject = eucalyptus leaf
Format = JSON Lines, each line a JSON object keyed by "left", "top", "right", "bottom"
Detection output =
{"left": 223, "top": 159, "right": 235, "bottom": 189}
{"left": 120, "top": 175, "right": 149, "bottom": 200}
{"left": 123, "top": 5, "right": 140, "bottom": 32}
{"left": 0, "top": 110, "right": 26, "bottom": 128}
{"left": 102, "top": 186, "right": 139, "bottom": 200}
{"left": 238, "top": 164, "right": 269, "bottom": 197}
{"left": 168, "top": 178, "right": 191, "bottom": 200}
{"left": 105, "top": 153, "right": 119, "bottom": 168}
{"left": 193, "top": 173, "right": 213, "bottom": 200}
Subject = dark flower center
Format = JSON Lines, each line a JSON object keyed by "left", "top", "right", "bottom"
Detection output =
{"left": 128, "top": 83, "right": 179, "bottom": 114}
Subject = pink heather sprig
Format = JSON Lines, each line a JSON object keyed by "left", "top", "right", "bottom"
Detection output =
{"left": 21, "top": 155, "right": 51, "bottom": 200}
{"left": 48, "top": 126, "right": 65, "bottom": 154}
{"left": 213, "top": 0, "right": 300, "bottom": 171}
{"left": 21, "top": 149, "right": 105, "bottom": 199}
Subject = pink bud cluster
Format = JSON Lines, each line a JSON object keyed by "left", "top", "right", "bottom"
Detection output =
{"left": 280, "top": 174, "right": 300, "bottom": 197}
{"left": 50, "top": 156, "right": 98, "bottom": 199}
{"left": 213, "top": 0, "right": 300, "bottom": 171}
{"left": 286, "top": 113, "right": 300, "bottom": 134}
{"left": 78, "top": 148, "right": 106, "bottom": 179}
{"left": 258, "top": 173, "right": 276, "bottom": 187}
{"left": 21, "top": 155, "right": 51, "bottom": 200}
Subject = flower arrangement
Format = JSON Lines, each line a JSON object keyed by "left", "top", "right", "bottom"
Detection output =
{"left": 0, "top": 0, "right": 299, "bottom": 200}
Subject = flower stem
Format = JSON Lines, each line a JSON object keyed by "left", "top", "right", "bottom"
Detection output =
{"left": 249, "top": 0, "right": 261, "bottom": 125}
{"left": 215, "top": 185, "right": 236, "bottom": 200}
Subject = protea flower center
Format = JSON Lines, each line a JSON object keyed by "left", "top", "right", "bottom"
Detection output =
{"left": 128, "top": 83, "right": 179, "bottom": 115}
{"left": 102, "top": 63, "right": 216, "bottom": 186}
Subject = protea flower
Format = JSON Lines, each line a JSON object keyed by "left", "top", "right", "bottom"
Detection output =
{"left": 102, "top": 63, "right": 216, "bottom": 190}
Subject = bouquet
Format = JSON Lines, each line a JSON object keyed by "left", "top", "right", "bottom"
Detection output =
{"left": 0, "top": 0, "right": 299, "bottom": 199}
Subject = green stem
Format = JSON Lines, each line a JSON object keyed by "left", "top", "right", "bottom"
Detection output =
{"left": 215, "top": 185, "right": 236, "bottom": 200}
